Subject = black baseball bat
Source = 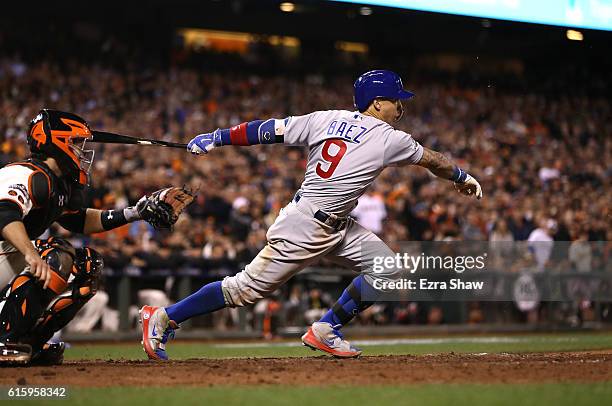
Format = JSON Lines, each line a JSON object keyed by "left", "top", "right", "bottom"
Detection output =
{"left": 90, "top": 131, "right": 188, "bottom": 149}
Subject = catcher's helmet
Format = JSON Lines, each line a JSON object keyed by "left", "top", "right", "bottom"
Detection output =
{"left": 27, "top": 109, "right": 94, "bottom": 186}
{"left": 353, "top": 70, "right": 415, "bottom": 112}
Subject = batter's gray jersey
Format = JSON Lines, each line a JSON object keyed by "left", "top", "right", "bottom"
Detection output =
{"left": 220, "top": 110, "right": 423, "bottom": 307}
{"left": 283, "top": 110, "right": 423, "bottom": 215}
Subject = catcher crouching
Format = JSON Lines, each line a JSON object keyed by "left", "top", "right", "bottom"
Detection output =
{"left": 0, "top": 109, "right": 193, "bottom": 365}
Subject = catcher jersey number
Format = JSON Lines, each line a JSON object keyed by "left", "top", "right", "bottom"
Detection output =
{"left": 316, "top": 139, "right": 347, "bottom": 179}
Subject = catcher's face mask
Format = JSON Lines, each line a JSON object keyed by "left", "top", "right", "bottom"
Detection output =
{"left": 71, "top": 137, "right": 95, "bottom": 184}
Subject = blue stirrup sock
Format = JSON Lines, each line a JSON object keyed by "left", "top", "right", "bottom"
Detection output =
{"left": 319, "top": 275, "right": 378, "bottom": 329}
{"left": 165, "top": 281, "right": 226, "bottom": 324}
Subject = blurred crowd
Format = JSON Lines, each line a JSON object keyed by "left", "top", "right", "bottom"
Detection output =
{"left": 0, "top": 53, "right": 610, "bottom": 331}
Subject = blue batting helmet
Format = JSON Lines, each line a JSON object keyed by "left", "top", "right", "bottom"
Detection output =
{"left": 353, "top": 70, "right": 415, "bottom": 112}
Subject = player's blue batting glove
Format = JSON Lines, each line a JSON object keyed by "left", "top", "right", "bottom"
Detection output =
{"left": 187, "top": 130, "right": 222, "bottom": 155}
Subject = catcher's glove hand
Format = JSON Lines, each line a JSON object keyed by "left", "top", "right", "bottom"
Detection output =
{"left": 136, "top": 187, "right": 196, "bottom": 230}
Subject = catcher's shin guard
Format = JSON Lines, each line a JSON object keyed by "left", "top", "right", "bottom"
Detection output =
{"left": 0, "top": 237, "right": 76, "bottom": 344}
{"left": 0, "top": 273, "right": 50, "bottom": 344}
{"left": 0, "top": 238, "right": 80, "bottom": 365}
{"left": 27, "top": 290, "right": 88, "bottom": 348}
{"left": 25, "top": 247, "right": 103, "bottom": 349}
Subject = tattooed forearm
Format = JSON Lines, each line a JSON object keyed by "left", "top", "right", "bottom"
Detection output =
{"left": 416, "top": 147, "right": 456, "bottom": 180}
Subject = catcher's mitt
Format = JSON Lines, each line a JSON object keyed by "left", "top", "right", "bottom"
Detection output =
{"left": 136, "top": 186, "right": 196, "bottom": 230}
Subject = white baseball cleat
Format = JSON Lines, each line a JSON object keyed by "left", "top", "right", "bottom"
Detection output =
{"left": 139, "top": 305, "right": 177, "bottom": 361}
{"left": 301, "top": 322, "right": 362, "bottom": 358}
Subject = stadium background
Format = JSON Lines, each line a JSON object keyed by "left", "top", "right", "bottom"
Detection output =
{"left": 1, "top": 0, "right": 610, "bottom": 340}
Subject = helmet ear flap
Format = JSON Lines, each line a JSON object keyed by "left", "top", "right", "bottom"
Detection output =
{"left": 27, "top": 110, "right": 51, "bottom": 153}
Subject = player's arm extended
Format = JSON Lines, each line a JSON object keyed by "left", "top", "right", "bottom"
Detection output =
{"left": 416, "top": 147, "right": 483, "bottom": 199}
{"left": 187, "top": 119, "right": 287, "bottom": 154}
{"left": 416, "top": 147, "right": 457, "bottom": 179}
{"left": 57, "top": 207, "right": 141, "bottom": 234}
{"left": 58, "top": 187, "right": 193, "bottom": 234}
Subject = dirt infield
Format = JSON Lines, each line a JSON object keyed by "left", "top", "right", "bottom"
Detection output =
{"left": 2, "top": 351, "right": 612, "bottom": 387}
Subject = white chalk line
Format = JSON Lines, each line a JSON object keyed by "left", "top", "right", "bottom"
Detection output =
{"left": 212, "top": 336, "right": 581, "bottom": 349}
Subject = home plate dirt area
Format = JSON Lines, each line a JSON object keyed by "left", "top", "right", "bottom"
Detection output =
{"left": 2, "top": 351, "right": 612, "bottom": 387}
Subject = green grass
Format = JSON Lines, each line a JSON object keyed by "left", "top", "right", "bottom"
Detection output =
{"left": 22, "top": 383, "right": 612, "bottom": 406}
{"left": 64, "top": 332, "right": 612, "bottom": 360}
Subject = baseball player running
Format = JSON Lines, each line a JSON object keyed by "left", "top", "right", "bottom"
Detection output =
{"left": 140, "top": 70, "right": 482, "bottom": 359}
{"left": 0, "top": 109, "right": 191, "bottom": 365}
